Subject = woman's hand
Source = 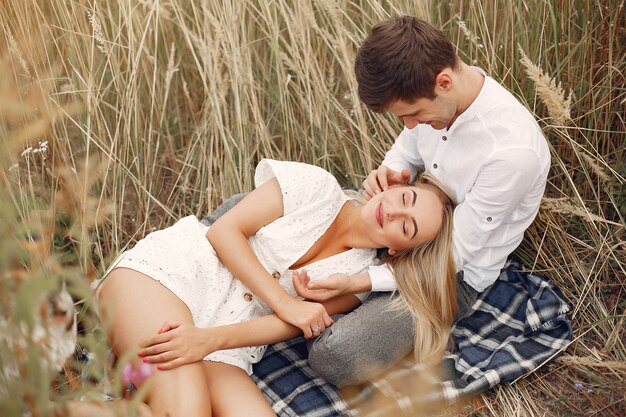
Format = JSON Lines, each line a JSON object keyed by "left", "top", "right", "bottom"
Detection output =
{"left": 274, "top": 295, "right": 333, "bottom": 338}
{"left": 293, "top": 270, "right": 350, "bottom": 302}
{"left": 137, "top": 322, "right": 221, "bottom": 370}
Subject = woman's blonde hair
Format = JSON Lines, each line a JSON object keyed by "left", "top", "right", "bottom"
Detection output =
{"left": 383, "top": 172, "right": 457, "bottom": 365}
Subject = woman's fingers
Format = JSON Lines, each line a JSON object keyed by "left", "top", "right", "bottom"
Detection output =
{"left": 156, "top": 357, "right": 187, "bottom": 371}
{"left": 139, "top": 332, "right": 171, "bottom": 349}
{"left": 141, "top": 350, "right": 178, "bottom": 364}
{"left": 139, "top": 321, "right": 183, "bottom": 349}
{"left": 157, "top": 321, "right": 181, "bottom": 334}
{"left": 302, "top": 325, "right": 313, "bottom": 339}
{"left": 137, "top": 339, "right": 174, "bottom": 357}
{"left": 309, "top": 314, "right": 335, "bottom": 338}
{"left": 139, "top": 328, "right": 175, "bottom": 349}
{"left": 306, "top": 304, "right": 329, "bottom": 337}
{"left": 323, "top": 312, "right": 334, "bottom": 328}
{"left": 138, "top": 328, "right": 179, "bottom": 355}
{"left": 312, "top": 320, "right": 326, "bottom": 336}
{"left": 277, "top": 298, "right": 333, "bottom": 338}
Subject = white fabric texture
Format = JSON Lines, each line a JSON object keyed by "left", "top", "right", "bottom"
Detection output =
{"left": 369, "top": 68, "right": 550, "bottom": 292}
{"left": 109, "top": 159, "right": 378, "bottom": 374}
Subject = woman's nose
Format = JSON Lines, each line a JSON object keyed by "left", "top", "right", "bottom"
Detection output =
{"left": 387, "top": 206, "right": 408, "bottom": 219}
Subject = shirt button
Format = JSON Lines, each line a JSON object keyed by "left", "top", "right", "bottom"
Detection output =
{"left": 442, "top": 136, "right": 447, "bottom": 141}
{"left": 486, "top": 216, "right": 492, "bottom": 222}
{"left": 243, "top": 292, "right": 254, "bottom": 302}
{"left": 271, "top": 271, "right": 281, "bottom": 280}
{"left": 433, "top": 163, "right": 438, "bottom": 169}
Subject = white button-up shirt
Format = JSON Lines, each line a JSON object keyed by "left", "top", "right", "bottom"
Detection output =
{"left": 369, "top": 70, "right": 550, "bottom": 292}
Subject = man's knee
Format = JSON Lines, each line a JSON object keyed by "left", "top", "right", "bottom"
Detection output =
{"left": 307, "top": 324, "right": 369, "bottom": 387}
{"left": 201, "top": 193, "right": 247, "bottom": 226}
{"left": 307, "top": 294, "right": 415, "bottom": 387}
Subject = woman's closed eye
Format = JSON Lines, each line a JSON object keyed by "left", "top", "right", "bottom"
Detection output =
{"left": 400, "top": 194, "right": 407, "bottom": 237}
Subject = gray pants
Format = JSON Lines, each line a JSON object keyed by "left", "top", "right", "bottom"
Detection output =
{"left": 203, "top": 194, "right": 480, "bottom": 387}
{"left": 308, "top": 274, "right": 479, "bottom": 387}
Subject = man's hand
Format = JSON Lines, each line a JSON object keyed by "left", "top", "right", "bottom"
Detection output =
{"left": 293, "top": 270, "right": 350, "bottom": 302}
{"left": 362, "top": 166, "right": 411, "bottom": 200}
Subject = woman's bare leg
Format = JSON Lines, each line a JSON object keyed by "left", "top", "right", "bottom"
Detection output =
{"left": 98, "top": 268, "right": 212, "bottom": 417}
{"left": 66, "top": 400, "right": 152, "bottom": 417}
{"left": 203, "top": 361, "right": 275, "bottom": 417}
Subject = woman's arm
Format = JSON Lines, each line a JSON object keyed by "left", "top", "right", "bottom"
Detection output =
{"left": 207, "top": 177, "right": 332, "bottom": 337}
{"left": 138, "top": 294, "right": 361, "bottom": 370}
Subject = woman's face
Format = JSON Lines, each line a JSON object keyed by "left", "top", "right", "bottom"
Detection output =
{"left": 361, "top": 185, "right": 444, "bottom": 251}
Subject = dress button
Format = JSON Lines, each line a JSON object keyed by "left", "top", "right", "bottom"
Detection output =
{"left": 433, "top": 163, "right": 438, "bottom": 169}
{"left": 271, "top": 271, "right": 281, "bottom": 280}
{"left": 442, "top": 136, "right": 447, "bottom": 141}
{"left": 243, "top": 292, "right": 254, "bottom": 302}
{"left": 486, "top": 216, "right": 492, "bottom": 222}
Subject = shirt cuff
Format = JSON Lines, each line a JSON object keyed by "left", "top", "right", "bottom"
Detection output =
{"left": 368, "top": 264, "right": 397, "bottom": 292}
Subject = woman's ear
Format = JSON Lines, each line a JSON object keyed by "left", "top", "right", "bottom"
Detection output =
{"left": 387, "top": 248, "right": 397, "bottom": 257}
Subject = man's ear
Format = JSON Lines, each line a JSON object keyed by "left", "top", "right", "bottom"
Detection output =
{"left": 435, "top": 71, "right": 453, "bottom": 91}
{"left": 387, "top": 248, "right": 397, "bottom": 257}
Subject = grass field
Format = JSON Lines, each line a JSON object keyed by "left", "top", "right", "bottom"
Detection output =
{"left": 1, "top": 0, "right": 624, "bottom": 415}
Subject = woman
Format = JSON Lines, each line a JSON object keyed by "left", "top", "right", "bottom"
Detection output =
{"left": 97, "top": 159, "right": 455, "bottom": 416}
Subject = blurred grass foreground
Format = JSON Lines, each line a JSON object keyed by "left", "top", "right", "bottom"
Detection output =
{"left": 0, "top": 0, "right": 624, "bottom": 416}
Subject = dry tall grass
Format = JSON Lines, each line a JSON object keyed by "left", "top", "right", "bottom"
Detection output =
{"left": 0, "top": 0, "right": 623, "bottom": 416}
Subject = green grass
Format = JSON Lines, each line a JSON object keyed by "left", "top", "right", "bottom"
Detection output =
{"left": 0, "top": 0, "right": 624, "bottom": 415}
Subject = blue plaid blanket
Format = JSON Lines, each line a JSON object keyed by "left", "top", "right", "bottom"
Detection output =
{"left": 252, "top": 337, "right": 348, "bottom": 417}
{"left": 253, "top": 260, "right": 572, "bottom": 416}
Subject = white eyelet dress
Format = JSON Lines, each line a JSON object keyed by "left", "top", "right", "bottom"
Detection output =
{"left": 104, "top": 159, "right": 379, "bottom": 374}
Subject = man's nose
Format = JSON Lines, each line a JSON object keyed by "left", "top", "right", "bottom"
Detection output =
{"left": 403, "top": 116, "right": 419, "bottom": 129}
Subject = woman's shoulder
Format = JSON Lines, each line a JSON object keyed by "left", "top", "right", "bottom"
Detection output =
{"left": 254, "top": 159, "right": 340, "bottom": 198}
{"left": 254, "top": 159, "right": 335, "bottom": 183}
{"left": 253, "top": 159, "right": 345, "bottom": 217}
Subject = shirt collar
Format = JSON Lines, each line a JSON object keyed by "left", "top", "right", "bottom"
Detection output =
{"left": 447, "top": 66, "right": 489, "bottom": 134}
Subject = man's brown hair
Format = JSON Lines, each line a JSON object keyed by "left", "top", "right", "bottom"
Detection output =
{"left": 355, "top": 16, "right": 458, "bottom": 112}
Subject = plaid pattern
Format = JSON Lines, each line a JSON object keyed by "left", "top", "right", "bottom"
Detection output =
{"left": 439, "top": 259, "right": 572, "bottom": 401}
{"left": 253, "top": 260, "right": 572, "bottom": 416}
{"left": 252, "top": 336, "right": 348, "bottom": 417}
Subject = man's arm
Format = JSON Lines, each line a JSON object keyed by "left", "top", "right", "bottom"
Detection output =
{"left": 452, "top": 149, "right": 546, "bottom": 290}
{"left": 293, "top": 270, "right": 375, "bottom": 301}
{"left": 381, "top": 126, "right": 424, "bottom": 179}
{"left": 293, "top": 265, "right": 398, "bottom": 301}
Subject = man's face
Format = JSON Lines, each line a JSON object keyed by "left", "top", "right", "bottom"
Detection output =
{"left": 388, "top": 94, "right": 458, "bottom": 130}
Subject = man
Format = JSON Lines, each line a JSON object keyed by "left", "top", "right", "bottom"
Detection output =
{"left": 300, "top": 15, "right": 550, "bottom": 387}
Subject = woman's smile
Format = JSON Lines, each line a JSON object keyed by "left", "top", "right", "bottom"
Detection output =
{"left": 376, "top": 203, "right": 383, "bottom": 227}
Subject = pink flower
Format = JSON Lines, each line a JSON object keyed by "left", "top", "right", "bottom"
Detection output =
{"left": 122, "top": 362, "right": 153, "bottom": 386}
